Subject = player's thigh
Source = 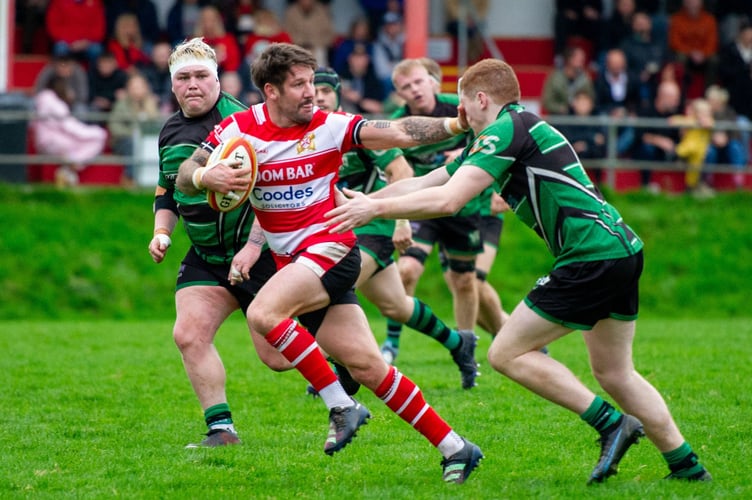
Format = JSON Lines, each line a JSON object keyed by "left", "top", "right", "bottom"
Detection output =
{"left": 175, "top": 285, "right": 237, "bottom": 341}
{"left": 250, "top": 264, "right": 330, "bottom": 325}
{"left": 475, "top": 242, "right": 497, "bottom": 274}
{"left": 582, "top": 318, "right": 637, "bottom": 378}
{"left": 489, "top": 301, "right": 571, "bottom": 365}
{"left": 316, "top": 304, "right": 386, "bottom": 375}
{"left": 359, "top": 263, "right": 411, "bottom": 319}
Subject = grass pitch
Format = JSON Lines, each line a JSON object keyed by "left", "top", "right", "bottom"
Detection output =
{"left": 2, "top": 318, "right": 749, "bottom": 499}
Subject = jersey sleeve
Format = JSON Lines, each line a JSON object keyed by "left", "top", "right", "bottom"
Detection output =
{"left": 325, "top": 111, "right": 365, "bottom": 151}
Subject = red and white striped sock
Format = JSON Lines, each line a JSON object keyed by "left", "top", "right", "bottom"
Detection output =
{"left": 266, "top": 318, "right": 351, "bottom": 408}
{"left": 374, "top": 366, "right": 462, "bottom": 456}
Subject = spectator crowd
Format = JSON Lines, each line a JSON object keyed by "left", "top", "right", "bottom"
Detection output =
{"left": 547, "top": 0, "right": 752, "bottom": 193}
{"left": 14, "top": 0, "right": 752, "bottom": 191}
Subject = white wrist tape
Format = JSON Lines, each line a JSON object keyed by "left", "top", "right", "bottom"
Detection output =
{"left": 155, "top": 233, "right": 172, "bottom": 248}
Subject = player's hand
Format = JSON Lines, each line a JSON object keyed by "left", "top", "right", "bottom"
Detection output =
{"left": 490, "top": 192, "right": 510, "bottom": 215}
{"left": 201, "top": 160, "right": 250, "bottom": 194}
{"left": 229, "top": 243, "right": 261, "bottom": 285}
{"left": 325, "top": 188, "right": 377, "bottom": 233}
{"left": 148, "top": 234, "right": 171, "bottom": 263}
{"left": 392, "top": 221, "right": 413, "bottom": 253}
{"left": 457, "top": 105, "right": 469, "bottom": 131}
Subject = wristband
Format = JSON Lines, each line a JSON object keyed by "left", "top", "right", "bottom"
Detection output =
{"left": 443, "top": 117, "right": 469, "bottom": 136}
{"left": 192, "top": 167, "right": 207, "bottom": 190}
{"left": 154, "top": 233, "right": 172, "bottom": 248}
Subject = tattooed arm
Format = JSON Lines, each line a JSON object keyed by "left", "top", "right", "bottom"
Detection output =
{"left": 177, "top": 146, "right": 250, "bottom": 197}
{"left": 176, "top": 147, "right": 211, "bottom": 196}
{"left": 357, "top": 115, "right": 468, "bottom": 150}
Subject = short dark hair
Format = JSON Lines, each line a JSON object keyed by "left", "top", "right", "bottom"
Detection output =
{"left": 251, "top": 43, "right": 318, "bottom": 98}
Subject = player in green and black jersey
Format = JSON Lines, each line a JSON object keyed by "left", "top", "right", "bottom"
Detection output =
{"left": 147, "top": 38, "right": 284, "bottom": 449}
{"left": 383, "top": 59, "right": 483, "bottom": 375}
{"left": 315, "top": 67, "right": 479, "bottom": 389}
{"left": 327, "top": 58, "right": 710, "bottom": 484}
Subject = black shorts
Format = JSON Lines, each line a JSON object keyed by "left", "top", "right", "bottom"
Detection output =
{"left": 296, "top": 245, "right": 362, "bottom": 335}
{"left": 357, "top": 233, "right": 396, "bottom": 272}
{"left": 480, "top": 215, "right": 503, "bottom": 248}
{"left": 411, "top": 214, "right": 483, "bottom": 256}
{"left": 291, "top": 243, "right": 362, "bottom": 305}
{"left": 176, "top": 246, "right": 277, "bottom": 314}
{"left": 524, "top": 251, "right": 643, "bottom": 330}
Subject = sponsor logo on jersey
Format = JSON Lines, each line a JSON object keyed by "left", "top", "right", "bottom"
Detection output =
{"left": 258, "top": 163, "right": 315, "bottom": 183}
{"left": 296, "top": 133, "right": 316, "bottom": 154}
{"left": 251, "top": 173, "right": 333, "bottom": 210}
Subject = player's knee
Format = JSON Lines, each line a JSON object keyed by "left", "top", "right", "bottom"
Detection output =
{"left": 245, "top": 303, "right": 277, "bottom": 336}
{"left": 173, "top": 323, "right": 211, "bottom": 353}
{"left": 486, "top": 343, "right": 509, "bottom": 373}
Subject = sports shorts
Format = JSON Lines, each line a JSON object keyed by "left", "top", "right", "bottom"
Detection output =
{"left": 480, "top": 215, "right": 503, "bottom": 248}
{"left": 439, "top": 214, "right": 503, "bottom": 270}
{"left": 284, "top": 242, "right": 361, "bottom": 304}
{"left": 410, "top": 213, "right": 483, "bottom": 256}
{"left": 295, "top": 244, "right": 362, "bottom": 335}
{"left": 176, "top": 246, "right": 277, "bottom": 314}
{"left": 357, "top": 233, "right": 396, "bottom": 272}
{"left": 524, "top": 251, "right": 643, "bottom": 331}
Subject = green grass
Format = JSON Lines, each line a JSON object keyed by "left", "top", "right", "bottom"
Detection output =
{"left": 2, "top": 318, "right": 750, "bottom": 498}
{"left": 2, "top": 185, "right": 752, "bottom": 320}
{"left": 2, "top": 184, "right": 752, "bottom": 497}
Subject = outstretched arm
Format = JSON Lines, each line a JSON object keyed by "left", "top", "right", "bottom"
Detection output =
{"left": 358, "top": 115, "right": 468, "bottom": 150}
{"left": 327, "top": 165, "right": 495, "bottom": 233}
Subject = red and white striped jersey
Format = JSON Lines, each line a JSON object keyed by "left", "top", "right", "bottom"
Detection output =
{"left": 204, "top": 103, "right": 364, "bottom": 257}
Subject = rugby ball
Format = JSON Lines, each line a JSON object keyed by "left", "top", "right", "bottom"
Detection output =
{"left": 205, "top": 136, "right": 258, "bottom": 212}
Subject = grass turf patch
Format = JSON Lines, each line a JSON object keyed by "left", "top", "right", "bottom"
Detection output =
{"left": 2, "top": 318, "right": 749, "bottom": 498}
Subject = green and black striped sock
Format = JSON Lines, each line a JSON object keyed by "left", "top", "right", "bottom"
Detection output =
{"left": 663, "top": 442, "right": 706, "bottom": 477}
{"left": 404, "top": 298, "right": 461, "bottom": 351}
{"left": 580, "top": 395, "right": 623, "bottom": 434}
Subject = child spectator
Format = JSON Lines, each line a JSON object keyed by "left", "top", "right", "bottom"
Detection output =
{"left": 108, "top": 72, "right": 161, "bottom": 187}
{"left": 32, "top": 75, "right": 108, "bottom": 187}
{"left": 45, "top": 0, "right": 106, "bottom": 65}
{"left": 671, "top": 97, "right": 715, "bottom": 195}
{"left": 33, "top": 54, "right": 90, "bottom": 114}
{"left": 107, "top": 13, "right": 152, "bottom": 72}
{"left": 88, "top": 51, "right": 128, "bottom": 116}
{"left": 284, "top": 0, "right": 336, "bottom": 67}
{"left": 194, "top": 5, "right": 241, "bottom": 73}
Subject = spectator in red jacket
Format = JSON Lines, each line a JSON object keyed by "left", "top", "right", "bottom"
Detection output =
{"left": 107, "top": 13, "right": 152, "bottom": 72}
{"left": 668, "top": 0, "right": 719, "bottom": 93}
{"left": 193, "top": 5, "right": 241, "bottom": 73}
{"left": 45, "top": 0, "right": 106, "bottom": 65}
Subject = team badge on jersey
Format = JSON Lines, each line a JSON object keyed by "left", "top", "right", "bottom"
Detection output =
{"left": 297, "top": 133, "right": 316, "bottom": 154}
